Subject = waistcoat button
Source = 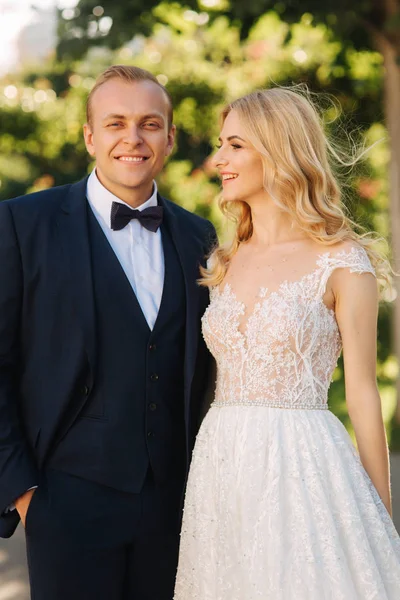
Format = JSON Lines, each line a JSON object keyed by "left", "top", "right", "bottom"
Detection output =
{"left": 150, "top": 373, "right": 159, "bottom": 381}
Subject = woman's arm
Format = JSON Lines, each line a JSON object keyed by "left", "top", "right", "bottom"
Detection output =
{"left": 331, "top": 266, "right": 392, "bottom": 516}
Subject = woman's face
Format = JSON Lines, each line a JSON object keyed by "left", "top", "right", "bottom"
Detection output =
{"left": 212, "top": 109, "right": 266, "bottom": 205}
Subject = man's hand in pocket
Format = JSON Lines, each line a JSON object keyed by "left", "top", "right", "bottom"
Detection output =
{"left": 15, "top": 488, "right": 37, "bottom": 528}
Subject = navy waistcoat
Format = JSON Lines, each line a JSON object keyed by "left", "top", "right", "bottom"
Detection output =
{"left": 50, "top": 204, "right": 187, "bottom": 493}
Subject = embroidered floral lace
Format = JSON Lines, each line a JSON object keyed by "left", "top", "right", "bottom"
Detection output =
{"left": 202, "top": 247, "right": 375, "bottom": 410}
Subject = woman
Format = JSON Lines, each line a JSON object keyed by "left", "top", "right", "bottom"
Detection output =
{"left": 174, "top": 87, "right": 400, "bottom": 599}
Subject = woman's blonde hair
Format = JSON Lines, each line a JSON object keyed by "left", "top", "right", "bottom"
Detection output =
{"left": 200, "top": 86, "right": 391, "bottom": 293}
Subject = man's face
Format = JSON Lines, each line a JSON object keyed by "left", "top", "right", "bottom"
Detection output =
{"left": 83, "top": 78, "right": 175, "bottom": 206}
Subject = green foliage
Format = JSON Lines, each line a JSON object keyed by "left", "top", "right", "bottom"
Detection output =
{"left": 0, "top": 4, "right": 391, "bottom": 238}
{"left": 0, "top": 3, "right": 391, "bottom": 247}
{"left": 57, "top": 0, "right": 199, "bottom": 60}
{"left": 56, "top": 0, "right": 392, "bottom": 62}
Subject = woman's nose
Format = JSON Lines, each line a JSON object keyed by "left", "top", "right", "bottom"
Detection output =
{"left": 212, "top": 148, "right": 228, "bottom": 168}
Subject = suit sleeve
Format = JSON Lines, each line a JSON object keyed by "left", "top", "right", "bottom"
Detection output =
{"left": 0, "top": 202, "right": 39, "bottom": 515}
{"left": 198, "top": 219, "right": 218, "bottom": 421}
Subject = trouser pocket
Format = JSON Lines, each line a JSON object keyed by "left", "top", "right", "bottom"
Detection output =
{"left": 24, "top": 487, "right": 41, "bottom": 534}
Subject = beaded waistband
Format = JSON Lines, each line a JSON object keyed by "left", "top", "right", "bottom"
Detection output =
{"left": 212, "top": 399, "right": 329, "bottom": 410}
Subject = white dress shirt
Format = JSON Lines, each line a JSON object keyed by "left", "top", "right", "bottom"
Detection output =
{"left": 86, "top": 169, "right": 165, "bottom": 330}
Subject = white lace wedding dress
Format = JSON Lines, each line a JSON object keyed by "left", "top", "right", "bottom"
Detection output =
{"left": 174, "top": 246, "right": 400, "bottom": 600}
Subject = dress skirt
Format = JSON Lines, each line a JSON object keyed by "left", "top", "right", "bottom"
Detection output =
{"left": 174, "top": 405, "right": 400, "bottom": 600}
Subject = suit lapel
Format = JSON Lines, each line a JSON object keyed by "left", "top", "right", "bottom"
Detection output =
{"left": 86, "top": 204, "right": 151, "bottom": 336}
{"left": 57, "top": 177, "right": 96, "bottom": 384}
{"left": 159, "top": 196, "right": 201, "bottom": 401}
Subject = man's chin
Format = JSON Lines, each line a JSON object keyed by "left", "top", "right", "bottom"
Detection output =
{"left": 113, "top": 177, "right": 153, "bottom": 191}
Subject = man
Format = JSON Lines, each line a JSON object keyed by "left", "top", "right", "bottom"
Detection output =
{"left": 0, "top": 65, "right": 216, "bottom": 599}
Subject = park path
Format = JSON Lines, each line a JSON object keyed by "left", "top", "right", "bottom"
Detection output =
{"left": 2, "top": 456, "right": 400, "bottom": 600}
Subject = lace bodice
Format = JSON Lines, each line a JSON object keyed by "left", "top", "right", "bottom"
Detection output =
{"left": 202, "top": 246, "right": 375, "bottom": 409}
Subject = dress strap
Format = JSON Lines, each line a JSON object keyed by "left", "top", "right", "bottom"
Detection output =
{"left": 316, "top": 246, "right": 376, "bottom": 298}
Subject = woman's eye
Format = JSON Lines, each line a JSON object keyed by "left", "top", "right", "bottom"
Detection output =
{"left": 232, "top": 144, "right": 242, "bottom": 149}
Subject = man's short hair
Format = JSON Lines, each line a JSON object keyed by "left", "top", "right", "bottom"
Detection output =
{"left": 86, "top": 64, "right": 173, "bottom": 129}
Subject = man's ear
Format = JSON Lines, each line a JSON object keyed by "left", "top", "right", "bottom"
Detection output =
{"left": 165, "top": 124, "right": 176, "bottom": 156}
{"left": 83, "top": 123, "right": 96, "bottom": 157}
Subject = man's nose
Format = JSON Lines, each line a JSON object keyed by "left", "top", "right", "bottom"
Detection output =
{"left": 123, "top": 125, "right": 143, "bottom": 145}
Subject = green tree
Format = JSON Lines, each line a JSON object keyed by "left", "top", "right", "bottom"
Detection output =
{"left": 57, "top": 0, "right": 198, "bottom": 59}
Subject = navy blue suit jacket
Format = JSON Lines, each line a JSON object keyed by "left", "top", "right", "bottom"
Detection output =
{"left": 0, "top": 177, "right": 217, "bottom": 538}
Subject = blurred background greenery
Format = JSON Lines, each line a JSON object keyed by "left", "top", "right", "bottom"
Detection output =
{"left": 1, "top": 0, "right": 399, "bottom": 447}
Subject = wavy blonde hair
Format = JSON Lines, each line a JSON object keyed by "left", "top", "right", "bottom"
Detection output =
{"left": 200, "top": 86, "right": 391, "bottom": 294}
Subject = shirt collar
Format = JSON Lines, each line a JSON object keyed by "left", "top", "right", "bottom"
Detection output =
{"left": 86, "top": 168, "right": 159, "bottom": 229}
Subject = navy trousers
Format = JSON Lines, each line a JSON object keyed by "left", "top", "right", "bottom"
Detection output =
{"left": 25, "top": 468, "right": 185, "bottom": 600}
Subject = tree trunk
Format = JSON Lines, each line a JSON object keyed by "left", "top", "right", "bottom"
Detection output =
{"left": 375, "top": 30, "right": 400, "bottom": 418}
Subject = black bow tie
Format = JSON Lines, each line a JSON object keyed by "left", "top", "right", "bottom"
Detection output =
{"left": 110, "top": 202, "right": 163, "bottom": 233}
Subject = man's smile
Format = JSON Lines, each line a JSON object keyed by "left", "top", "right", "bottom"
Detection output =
{"left": 115, "top": 155, "right": 150, "bottom": 163}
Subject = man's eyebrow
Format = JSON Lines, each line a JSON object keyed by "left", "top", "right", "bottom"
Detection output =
{"left": 101, "top": 112, "right": 165, "bottom": 121}
{"left": 141, "top": 113, "right": 165, "bottom": 120}
{"left": 102, "top": 113, "right": 126, "bottom": 121}
{"left": 218, "top": 135, "right": 246, "bottom": 142}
